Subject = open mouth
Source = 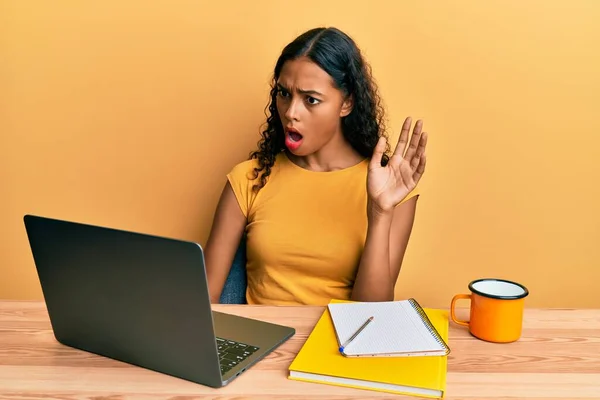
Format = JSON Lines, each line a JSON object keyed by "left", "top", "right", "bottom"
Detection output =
{"left": 285, "top": 128, "right": 303, "bottom": 150}
{"left": 288, "top": 131, "right": 302, "bottom": 142}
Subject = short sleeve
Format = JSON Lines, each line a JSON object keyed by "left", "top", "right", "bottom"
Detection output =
{"left": 397, "top": 185, "right": 421, "bottom": 207}
{"left": 226, "top": 159, "right": 260, "bottom": 218}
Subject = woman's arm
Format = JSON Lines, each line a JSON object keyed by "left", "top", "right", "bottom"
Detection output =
{"left": 204, "top": 181, "right": 247, "bottom": 303}
{"left": 351, "top": 196, "right": 418, "bottom": 301}
{"left": 353, "top": 116, "right": 427, "bottom": 301}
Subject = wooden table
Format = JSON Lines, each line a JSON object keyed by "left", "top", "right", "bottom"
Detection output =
{"left": 1, "top": 301, "right": 599, "bottom": 399}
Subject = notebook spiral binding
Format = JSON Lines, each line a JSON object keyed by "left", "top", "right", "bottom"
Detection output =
{"left": 407, "top": 298, "right": 451, "bottom": 355}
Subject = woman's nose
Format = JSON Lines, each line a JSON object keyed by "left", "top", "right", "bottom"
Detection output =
{"left": 284, "top": 99, "right": 301, "bottom": 122}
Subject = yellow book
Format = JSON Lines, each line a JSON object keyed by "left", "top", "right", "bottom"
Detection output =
{"left": 288, "top": 300, "right": 449, "bottom": 398}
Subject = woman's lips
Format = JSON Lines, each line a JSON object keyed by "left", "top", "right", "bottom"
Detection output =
{"left": 285, "top": 128, "right": 303, "bottom": 151}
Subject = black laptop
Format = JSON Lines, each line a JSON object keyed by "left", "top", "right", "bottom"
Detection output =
{"left": 23, "top": 214, "right": 295, "bottom": 387}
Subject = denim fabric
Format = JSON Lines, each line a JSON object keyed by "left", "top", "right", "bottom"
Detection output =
{"left": 219, "top": 236, "right": 247, "bottom": 304}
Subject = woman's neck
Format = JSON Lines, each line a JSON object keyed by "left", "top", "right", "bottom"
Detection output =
{"left": 285, "top": 135, "right": 365, "bottom": 172}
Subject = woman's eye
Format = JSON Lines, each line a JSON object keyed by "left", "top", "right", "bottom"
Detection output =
{"left": 307, "top": 96, "right": 320, "bottom": 105}
{"left": 278, "top": 89, "right": 290, "bottom": 98}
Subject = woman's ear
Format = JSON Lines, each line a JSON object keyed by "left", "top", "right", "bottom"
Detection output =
{"left": 340, "top": 95, "right": 353, "bottom": 117}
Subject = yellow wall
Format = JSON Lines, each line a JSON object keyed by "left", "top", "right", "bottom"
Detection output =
{"left": 2, "top": 1, "right": 599, "bottom": 308}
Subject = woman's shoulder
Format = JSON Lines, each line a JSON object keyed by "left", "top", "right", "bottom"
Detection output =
{"left": 229, "top": 152, "right": 287, "bottom": 175}
{"left": 227, "top": 157, "right": 260, "bottom": 182}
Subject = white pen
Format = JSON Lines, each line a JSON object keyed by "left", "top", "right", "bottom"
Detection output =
{"left": 338, "top": 316, "right": 374, "bottom": 354}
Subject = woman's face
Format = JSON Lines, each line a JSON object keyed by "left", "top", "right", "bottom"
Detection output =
{"left": 276, "top": 57, "right": 352, "bottom": 156}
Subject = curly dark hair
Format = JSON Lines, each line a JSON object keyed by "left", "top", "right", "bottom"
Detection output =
{"left": 250, "top": 27, "right": 390, "bottom": 191}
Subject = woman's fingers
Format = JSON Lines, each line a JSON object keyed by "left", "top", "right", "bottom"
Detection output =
{"left": 369, "top": 135, "right": 387, "bottom": 169}
{"left": 412, "top": 152, "right": 427, "bottom": 184}
{"left": 403, "top": 120, "right": 424, "bottom": 162}
{"left": 392, "top": 117, "right": 412, "bottom": 159}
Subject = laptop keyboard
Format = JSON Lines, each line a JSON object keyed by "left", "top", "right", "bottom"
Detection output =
{"left": 216, "top": 337, "right": 259, "bottom": 375}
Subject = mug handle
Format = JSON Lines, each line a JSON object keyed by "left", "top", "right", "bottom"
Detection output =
{"left": 450, "top": 294, "right": 471, "bottom": 327}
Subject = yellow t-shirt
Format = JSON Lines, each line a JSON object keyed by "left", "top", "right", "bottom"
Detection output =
{"left": 227, "top": 152, "right": 418, "bottom": 306}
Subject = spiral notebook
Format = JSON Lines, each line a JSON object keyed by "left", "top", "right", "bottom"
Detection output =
{"left": 327, "top": 298, "right": 450, "bottom": 357}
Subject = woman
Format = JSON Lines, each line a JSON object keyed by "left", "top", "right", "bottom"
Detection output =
{"left": 205, "top": 27, "right": 428, "bottom": 306}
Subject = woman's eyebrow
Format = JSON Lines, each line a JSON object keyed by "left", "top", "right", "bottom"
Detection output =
{"left": 277, "top": 83, "right": 324, "bottom": 97}
{"left": 298, "top": 88, "right": 324, "bottom": 96}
